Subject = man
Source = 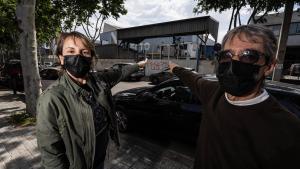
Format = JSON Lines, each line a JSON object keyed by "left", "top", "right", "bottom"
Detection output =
{"left": 169, "top": 25, "right": 300, "bottom": 169}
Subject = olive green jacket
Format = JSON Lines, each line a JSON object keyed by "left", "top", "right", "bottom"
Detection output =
{"left": 36, "top": 64, "right": 139, "bottom": 169}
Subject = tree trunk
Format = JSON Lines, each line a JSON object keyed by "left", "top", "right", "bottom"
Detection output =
{"left": 16, "top": 0, "right": 42, "bottom": 116}
{"left": 272, "top": 2, "right": 294, "bottom": 81}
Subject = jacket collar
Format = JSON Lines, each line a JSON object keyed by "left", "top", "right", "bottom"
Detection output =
{"left": 60, "top": 72, "right": 92, "bottom": 96}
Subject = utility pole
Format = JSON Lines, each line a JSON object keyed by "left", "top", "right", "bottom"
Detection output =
{"left": 272, "top": 1, "right": 294, "bottom": 81}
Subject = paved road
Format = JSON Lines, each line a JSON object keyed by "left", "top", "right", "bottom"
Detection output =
{"left": 0, "top": 82, "right": 195, "bottom": 169}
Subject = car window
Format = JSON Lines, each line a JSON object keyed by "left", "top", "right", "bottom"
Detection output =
{"left": 112, "top": 65, "right": 120, "bottom": 70}
{"left": 154, "top": 86, "right": 175, "bottom": 100}
{"left": 171, "top": 86, "right": 200, "bottom": 104}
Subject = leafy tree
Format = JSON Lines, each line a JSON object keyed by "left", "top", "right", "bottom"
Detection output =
{"left": 193, "top": 0, "right": 300, "bottom": 31}
{"left": 193, "top": 0, "right": 300, "bottom": 81}
{"left": 58, "top": 0, "right": 127, "bottom": 43}
{"left": 80, "top": 0, "right": 127, "bottom": 43}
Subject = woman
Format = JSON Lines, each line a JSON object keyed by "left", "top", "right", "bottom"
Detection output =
{"left": 36, "top": 31, "right": 147, "bottom": 169}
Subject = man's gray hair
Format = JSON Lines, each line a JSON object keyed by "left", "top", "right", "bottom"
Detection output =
{"left": 221, "top": 25, "right": 277, "bottom": 64}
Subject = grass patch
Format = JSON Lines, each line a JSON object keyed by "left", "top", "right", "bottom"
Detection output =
{"left": 9, "top": 111, "right": 36, "bottom": 127}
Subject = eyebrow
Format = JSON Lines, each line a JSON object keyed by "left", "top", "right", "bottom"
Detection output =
{"left": 64, "top": 47, "right": 75, "bottom": 50}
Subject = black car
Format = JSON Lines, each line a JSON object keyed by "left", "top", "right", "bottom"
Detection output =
{"left": 114, "top": 78, "right": 202, "bottom": 142}
{"left": 114, "top": 77, "right": 300, "bottom": 142}
{"left": 40, "top": 67, "right": 60, "bottom": 90}
{"left": 112, "top": 63, "right": 145, "bottom": 81}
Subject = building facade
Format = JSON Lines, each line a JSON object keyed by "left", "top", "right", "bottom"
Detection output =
{"left": 254, "top": 9, "right": 300, "bottom": 74}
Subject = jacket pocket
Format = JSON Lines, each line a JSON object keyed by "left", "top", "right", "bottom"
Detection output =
{"left": 57, "top": 115, "right": 67, "bottom": 136}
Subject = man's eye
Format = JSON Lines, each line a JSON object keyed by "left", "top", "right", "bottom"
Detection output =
{"left": 224, "top": 51, "right": 233, "bottom": 57}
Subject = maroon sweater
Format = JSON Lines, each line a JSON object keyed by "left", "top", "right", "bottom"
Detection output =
{"left": 173, "top": 67, "right": 300, "bottom": 169}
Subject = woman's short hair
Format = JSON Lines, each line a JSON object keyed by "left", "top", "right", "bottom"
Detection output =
{"left": 221, "top": 25, "right": 277, "bottom": 64}
{"left": 55, "top": 31, "right": 96, "bottom": 58}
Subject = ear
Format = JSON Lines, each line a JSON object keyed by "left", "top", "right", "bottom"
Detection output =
{"left": 264, "top": 59, "right": 276, "bottom": 76}
{"left": 59, "top": 55, "right": 64, "bottom": 65}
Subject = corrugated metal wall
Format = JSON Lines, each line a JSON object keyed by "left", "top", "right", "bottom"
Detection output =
{"left": 118, "top": 16, "right": 218, "bottom": 41}
{"left": 95, "top": 44, "right": 137, "bottom": 59}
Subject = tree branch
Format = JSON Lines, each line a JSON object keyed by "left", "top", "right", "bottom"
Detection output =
{"left": 94, "top": 17, "right": 105, "bottom": 42}
{"left": 247, "top": 6, "right": 258, "bottom": 24}
{"left": 253, "top": 10, "right": 268, "bottom": 24}
{"left": 228, "top": 7, "right": 235, "bottom": 31}
{"left": 92, "top": 13, "right": 102, "bottom": 42}
{"left": 85, "top": 17, "right": 93, "bottom": 39}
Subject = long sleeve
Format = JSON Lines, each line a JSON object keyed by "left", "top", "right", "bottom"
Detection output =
{"left": 36, "top": 94, "right": 69, "bottom": 169}
{"left": 96, "top": 64, "right": 139, "bottom": 89}
{"left": 172, "top": 66, "right": 219, "bottom": 104}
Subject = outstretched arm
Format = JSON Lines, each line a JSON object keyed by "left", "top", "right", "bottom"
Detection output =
{"left": 169, "top": 61, "right": 216, "bottom": 103}
{"left": 97, "top": 58, "right": 148, "bottom": 88}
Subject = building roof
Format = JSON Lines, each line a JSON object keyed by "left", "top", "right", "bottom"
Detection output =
{"left": 255, "top": 10, "right": 300, "bottom": 25}
{"left": 103, "top": 23, "right": 122, "bottom": 33}
{"left": 117, "top": 16, "right": 219, "bottom": 43}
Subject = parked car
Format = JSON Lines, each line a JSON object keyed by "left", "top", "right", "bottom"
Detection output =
{"left": 281, "top": 63, "right": 300, "bottom": 85}
{"left": 289, "top": 63, "right": 300, "bottom": 76}
{"left": 113, "top": 77, "right": 300, "bottom": 142}
{"left": 149, "top": 67, "right": 195, "bottom": 85}
{"left": 44, "top": 61, "right": 53, "bottom": 67}
{"left": 40, "top": 67, "right": 60, "bottom": 90}
{"left": 111, "top": 63, "right": 145, "bottom": 81}
{"left": 1, "top": 59, "right": 24, "bottom": 93}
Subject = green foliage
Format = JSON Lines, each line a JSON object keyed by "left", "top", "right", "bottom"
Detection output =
{"left": 50, "top": 0, "right": 127, "bottom": 31}
{"left": 193, "top": 0, "right": 300, "bottom": 28}
{"left": 9, "top": 110, "right": 36, "bottom": 127}
{"left": 0, "top": 0, "right": 19, "bottom": 50}
{"left": 0, "top": 0, "right": 127, "bottom": 50}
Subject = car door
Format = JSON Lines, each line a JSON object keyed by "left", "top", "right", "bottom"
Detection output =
{"left": 168, "top": 86, "right": 202, "bottom": 138}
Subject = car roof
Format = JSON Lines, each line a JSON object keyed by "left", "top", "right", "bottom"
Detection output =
{"left": 113, "top": 63, "right": 134, "bottom": 66}
{"left": 163, "top": 75, "right": 300, "bottom": 96}
{"left": 40, "top": 67, "right": 60, "bottom": 71}
{"left": 265, "top": 80, "right": 300, "bottom": 95}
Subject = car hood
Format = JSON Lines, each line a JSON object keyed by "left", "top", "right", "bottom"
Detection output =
{"left": 114, "top": 86, "right": 151, "bottom": 98}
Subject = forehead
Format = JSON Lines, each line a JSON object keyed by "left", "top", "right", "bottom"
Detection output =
{"left": 224, "top": 33, "right": 264, "bottom": 51}
{"left": 63, "top": 36, "right": 89, "bottom": 49}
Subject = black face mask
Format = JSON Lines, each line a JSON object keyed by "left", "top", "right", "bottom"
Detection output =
{"left": 216, "top": 60, "right": 263, "bottom": 96}
{"left": 63, "top": 55, "right": 92, "bottom": 78}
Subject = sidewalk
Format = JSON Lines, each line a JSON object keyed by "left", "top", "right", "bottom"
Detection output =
{"left": 0, "top": 87, "right": 194, "bottom": 169}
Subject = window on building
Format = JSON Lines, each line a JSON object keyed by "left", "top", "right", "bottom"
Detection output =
{"left": 289, "top": 23, "right": 297, "bottom": 34}
{"left": 268, "top": 25, "right": 281, "bottom": 36}
{"left": 268, "top": 22, "right": 300, "bottom": 36}
{"left": 295, "top": 22, "right": 300, "bottom": 34}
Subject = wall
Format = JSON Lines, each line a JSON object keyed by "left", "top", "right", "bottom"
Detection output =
{"left": 94, "top": 58, "right": 216, "bottom": 75}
